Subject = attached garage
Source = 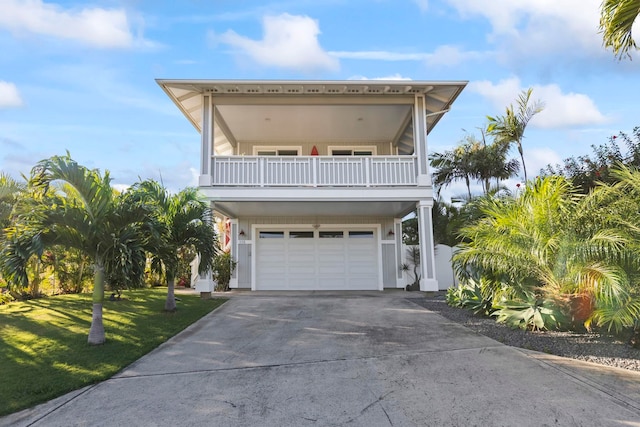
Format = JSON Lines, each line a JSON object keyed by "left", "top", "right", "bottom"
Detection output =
{"left": 254, "top": 228, "right": 381, "bottom": 290}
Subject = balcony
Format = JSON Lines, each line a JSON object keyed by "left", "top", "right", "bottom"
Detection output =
{"left": 209, "top": 156, "right": 418, "bottom": 187}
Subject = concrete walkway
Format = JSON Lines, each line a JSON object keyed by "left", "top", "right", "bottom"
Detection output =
{"left": 3, "top": 292, "right": 640, "bottom": 426}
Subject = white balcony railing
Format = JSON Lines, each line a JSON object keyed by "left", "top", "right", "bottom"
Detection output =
{"left": 210, "top": 156, "right": 418, "bottom": 187}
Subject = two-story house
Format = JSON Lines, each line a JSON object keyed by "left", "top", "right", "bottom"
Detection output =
{"left": 157, "top": 80, "right": 467, "bottom": 292}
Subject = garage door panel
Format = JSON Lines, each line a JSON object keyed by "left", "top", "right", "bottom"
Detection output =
{"left": 256, "top": 228, "right": 378, "bottom": 290}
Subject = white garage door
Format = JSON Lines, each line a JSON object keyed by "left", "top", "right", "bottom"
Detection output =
{"left": 256, "top": 229, "right": 379, "bottom": 290}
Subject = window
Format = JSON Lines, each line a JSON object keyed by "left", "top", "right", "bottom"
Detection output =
{"left": 259, "top": 231, "right": 284, "bottom": 238}
{"left": 348, "top": 231, "right": 374, "bottom": 238}
{"left": 319, "top": 231, "right": 344, "bottom": 238}
{"left": 254, "top": 146, "right": 301, "bottom": 156}
{"left": 290, "top": 231, "right": 313, "bottom": 238}
{"left": 328, "top": 146, "right": 377, "bottom": 156}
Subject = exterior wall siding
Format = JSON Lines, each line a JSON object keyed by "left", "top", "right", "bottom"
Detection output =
{"left": 381, "top": 244, "right": 398, "bottom": 288}
{"left": 237, "top": 243, "right": 251, "bottom": 288}
{"left": 236, "top": 141, "right": 395, "bottom": 156}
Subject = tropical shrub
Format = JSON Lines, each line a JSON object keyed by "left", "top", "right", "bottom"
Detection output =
{"left": 492, "top": 296, "right": 567, "bottom": 331}
{"left": 212, "top": 252, "right": 237, "bottom": 292}
{"left": 446, "top": 277, "right": 497, "bottom": 316}
{"left": 459, "top": 280, "right": 494, "bottom": 316}
{"left": 453, "top": 171, "right": 640, "bottom": 333}
{"left": 445, "top": 285, "right": 465, "bottom": 308}
{"left": 400, "top": 246, "right": 421, "bottom": 291}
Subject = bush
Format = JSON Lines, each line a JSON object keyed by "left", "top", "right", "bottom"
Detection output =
{"left": 492, "top": 296, "right": 568, "bottom": 331}
{"left": 212, "top": 252, "right": 237, "bottom": 292}
{"left": 0, "top": 289, "right": 14, "bottom": 305}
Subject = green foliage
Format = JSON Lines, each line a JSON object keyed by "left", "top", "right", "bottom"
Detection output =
{"left": 487, "top": 88, "right": 544, "bottom": 182}
{"left": 542, "top": 128, "right": 640, "bottom": 194}
{"left": 430, "top": 134, "right": 518, "bottom": 199}
{"left": 599, "top": 0, "right": 640, "bottom": 60}
{"left": 40, "top": 247, "right": 93, "bottom": 294}
{"left": 459, "top": 281, "right": 494, "bottom": 316}
{"left": 0, "top": 172, "right": 24, "bottom": 232}
{"left": 0, "top": 154, "right": 156, "bottom": 344}
{"left": 212, "top": 252, "right": 237, "bottom": 292}
{"left": 492, "top": 297, "right": 567, "bottom": 331}
{"left": 446, "top": 277, "right": 496, "bottom": 316}
{"left": 0, "top": 289, "right": 14, "bottom": 305}
{"left": 453, "top": 169, "right": 640, "bottom": 335}
{"left": 122, "top": 180, "right": 217, "bottom": 310}
{"left": 445, "top": 285, "right": 465, "bottom": 307}
{"left": 402, "top": 215, "right": 418, "bottom": 245}
{"left": 400, "top": 246, "right": 421, "bottom": 290}
{"left": 0, "top": 289, "right": 226, "bottom": 416}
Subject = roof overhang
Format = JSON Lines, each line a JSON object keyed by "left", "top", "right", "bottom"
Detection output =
{"left": 157, "top": 80, "right": 467, "bottom": 145}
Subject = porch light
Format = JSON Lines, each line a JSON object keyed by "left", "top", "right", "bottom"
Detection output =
{"left": 239, "top": 230, "right": 245, "bottom": 236}
{"left": 388, "top": 230, "right": 395, "bottom": 236}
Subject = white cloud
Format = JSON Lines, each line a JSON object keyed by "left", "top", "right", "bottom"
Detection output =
{"left": 331, "top": 45, "right": 488, "bottom": 67}
{"left": 469, "top": 77, "right": 608, "bottom": 129}
{"left": 413, "top": 0, "right": 429, "bottom": 12}
{"left": 217, "top": 13, "right": 339, "bottom": 72}
{"left": 444, "top": 0, "right": 608, "bottom": 60}
{"left": 0, "top": 0, "right": 140, "bottom": 48}
{"left": 425, "top": 45, "right": 487, "bottom": 67}
{"left": 330, "top": 50, "right": 428, "bottom": 61}
{"left": 0, "top": 81, "right": 23, "bottom": 108}
{"left": 525, "top": 147, "right": 563, "bottom": 177}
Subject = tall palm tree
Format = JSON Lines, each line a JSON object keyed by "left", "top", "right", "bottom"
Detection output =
{"left": 487, "top": 88, "right": 544, "bottom": 182}
{"left": 600, "top": 0, "right": 640, "bottom": 60}
{"left": 129, "top": 180, "right": 217, "bottom": 311}
{"left": 0, "top": 154, "right": 152, "bottom": 344}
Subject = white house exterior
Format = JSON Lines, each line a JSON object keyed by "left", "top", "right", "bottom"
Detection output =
{"left": 157, "top": 80, "right": 467, "bottom": 292}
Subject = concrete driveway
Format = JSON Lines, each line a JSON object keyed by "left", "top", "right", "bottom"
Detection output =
{"left": 4, "top": 292, "right": 640, "bottom": 426}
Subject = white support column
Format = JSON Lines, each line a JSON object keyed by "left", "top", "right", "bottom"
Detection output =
{"left": 195, "top": 201, "right": 216, "bottom": 295}
{"left": 394, "top": 218, "right": 404, "bottom": 288}
{"left": 199, "top": 94, "right": 213, "bottom": 187}
{"left": 229, "top": 218, "right": 239, "bottom": 288}
{"left": 413, "top": 94, "right": 432, "bottom": 187}
{"left": 417, "top": 200, "right": 438, "bottom": 291}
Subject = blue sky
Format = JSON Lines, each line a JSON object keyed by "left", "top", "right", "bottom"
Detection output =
{"left": 1, "top": 0, "right": 638, "bottom": 196}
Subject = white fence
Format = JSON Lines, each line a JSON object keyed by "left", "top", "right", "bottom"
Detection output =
{"left": 211, "top": 156, "right": 418, "bottom": 187}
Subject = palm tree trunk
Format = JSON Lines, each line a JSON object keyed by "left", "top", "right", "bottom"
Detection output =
{"left": 165, "top": 275, "right": 177, "bottom": 312}
{"left": 88, "top": 263, "right": 106, "bottom": 345}
{"left": 518, "top": 142, "right": 528, "bottom": 182}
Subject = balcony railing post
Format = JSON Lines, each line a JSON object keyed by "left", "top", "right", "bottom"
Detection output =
{"left": 259, "top": 157, "right": 264, "bottom": 187}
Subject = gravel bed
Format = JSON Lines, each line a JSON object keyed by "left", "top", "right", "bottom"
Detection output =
{"left": 410, "top": 296, "right": 640, "bottom": 372}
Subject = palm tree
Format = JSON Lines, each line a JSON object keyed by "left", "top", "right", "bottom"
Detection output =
{"left": 430, "top": 137, "right": 480, "bottom": 198}
{"left": 129, "top": 180, "right": 217, "bottom": 311}
{"left": 431, "top": 135, "right": 519, "bottom": 197}
{"left": 487, "top": 88, "right": 544, "bottom": 182}
{"left": 474, "top": 139, "right": 520, "bottom": 194}
{"left": 0, "top": 154, "right": 152, "bottom": 344}
{"left": 600, "top": 0, "right": 640, "bottom": 60}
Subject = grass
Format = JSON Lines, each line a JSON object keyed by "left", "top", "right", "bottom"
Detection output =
{"left": 0, "top": 288, "right": 226, "bottom": 417}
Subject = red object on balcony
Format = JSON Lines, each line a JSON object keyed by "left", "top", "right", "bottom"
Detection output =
{"left": 311, "top": 146, "right": 319, "bottom": 156}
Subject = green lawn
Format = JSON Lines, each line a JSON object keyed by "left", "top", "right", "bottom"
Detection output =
{"left": 0, "top": 289, "right": 226, "bottom": 416}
